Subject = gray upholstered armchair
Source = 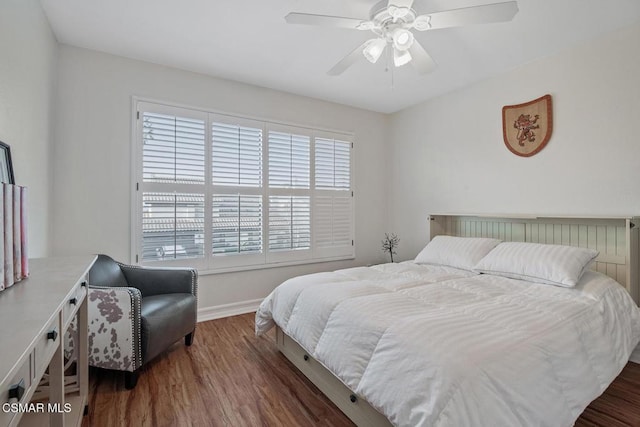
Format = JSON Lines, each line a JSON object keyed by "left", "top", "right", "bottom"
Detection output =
{"left": 87, "top": 255, "right": 198, "bottom": 389}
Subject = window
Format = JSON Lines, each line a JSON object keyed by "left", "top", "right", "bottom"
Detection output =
{"left": 139, "top": 108, "right": 206, "bottom": 263}
{"left": 210, "top": 117, "right": 265, "bottom": 269}
{"left": 134, "top": 101, "right": 354, "bottom": 272}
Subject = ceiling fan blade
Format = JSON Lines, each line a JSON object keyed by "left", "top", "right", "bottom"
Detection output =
{"left": 327, "top": 41, "right": 370, "bottom": 76}
{"left": 415, "top": 1, "right": 518, "bottom": 31}
{"left": 408, "top": 41, "right": 437, "bottom": 74}
{"left": 285, "top": 13, "right": 366, "bottom": 29}
{"left": 387, "top": 0, "right": 414, "bottom": 9}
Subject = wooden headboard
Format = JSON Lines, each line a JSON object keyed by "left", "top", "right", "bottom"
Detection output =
{"left": 429, "top": 214, "right": 640, "bottom": 304}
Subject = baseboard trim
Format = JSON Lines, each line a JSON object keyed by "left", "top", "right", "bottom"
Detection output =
{"left": 197, "top": 298, "right": 262, "bottom": 323}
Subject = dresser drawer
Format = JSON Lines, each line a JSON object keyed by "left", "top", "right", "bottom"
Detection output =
{"left": 33, "top": 315, "right": 60, "bottom": 381}
{"left": 62, "top": 281, "right": 86, "bottom": 330}
{"left": 0, "top": 353, "right": 32, "bottom": 427}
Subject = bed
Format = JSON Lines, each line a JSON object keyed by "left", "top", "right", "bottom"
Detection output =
{"left": 255, "top": 215, "right": 640, "bottom": 427}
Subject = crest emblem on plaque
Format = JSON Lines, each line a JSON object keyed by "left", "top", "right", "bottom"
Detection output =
{"left": 502, "top": 95, "right": 553, "bottom": 157}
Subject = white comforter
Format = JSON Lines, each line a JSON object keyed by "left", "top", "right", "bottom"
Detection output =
{"left": 255, "top": 262, "right": 640, "bottom": 427}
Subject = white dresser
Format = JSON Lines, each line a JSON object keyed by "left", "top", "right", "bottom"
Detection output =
{"left": 0, "top": 256, "right": 95, "bottom": 427}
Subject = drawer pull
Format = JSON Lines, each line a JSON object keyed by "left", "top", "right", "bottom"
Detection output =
{"left": 69, "top": 297, "right": 77, "bottom": 305}
{"left": 9, "top": 379, "right": 25, "bottom": 401}
{"left": 350, "top": 394, "right": 357, "bottom": 403}
{"left": 81, "top": 281, "right": 87, "bottom": 287}
{"left": 47, "top": 329, "right": 58, "bottom": 341}
{"left": 303, "top": 354, "right": 309, "bottom": 361}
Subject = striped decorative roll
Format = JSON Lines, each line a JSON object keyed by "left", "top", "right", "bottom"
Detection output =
{"left": 3, "top": 183, "right": 13, "bottom": 288}
{"left": 0, "top": 184, "right": 29, "bottom": 291}
{"left": 0, "top": 187, "right": 4, "bottom": 291}
{"left": 13, "top": 184, "right": 21, "bottom": 282}
{"left": 20, "top": 186, "right": 28, "bottom": 278}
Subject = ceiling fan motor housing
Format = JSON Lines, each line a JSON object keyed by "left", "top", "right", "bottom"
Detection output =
{"left": 369, "top": 0, "right": 418, "bottom": 37}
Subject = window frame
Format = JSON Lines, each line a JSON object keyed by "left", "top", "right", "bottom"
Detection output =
{"left": 131, "top": 98, "right": 355, "bottom": 274}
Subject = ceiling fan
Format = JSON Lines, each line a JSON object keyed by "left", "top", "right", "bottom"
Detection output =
{"left": 285, "top": 0, "right": 519, "bottom": 76}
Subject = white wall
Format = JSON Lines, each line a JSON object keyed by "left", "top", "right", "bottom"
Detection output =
{"left": 0, "top": 0, "right": 57, "bottom": 257}
{"left": 388, "top": 22, "right": 640, "bottom": 260}
{"left": 52, "top": 45, "right": 389, "bottom": 311}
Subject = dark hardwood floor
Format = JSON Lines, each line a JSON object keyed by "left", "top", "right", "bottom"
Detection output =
{"left": 575, "top": 361, "right": 640, "bottom": 427}
{"left": 83, "top": 313, "right": 640, "bottom": 426}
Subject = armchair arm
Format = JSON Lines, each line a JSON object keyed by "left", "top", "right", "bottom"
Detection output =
{"left": 87, "top": 286, "right": 142, "bottom": 372}
{"left": 119, "top": 263, "right": 198, "bottom": 298}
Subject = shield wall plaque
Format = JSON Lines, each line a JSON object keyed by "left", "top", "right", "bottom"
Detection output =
{"left": 502, "top": 94, "right": 553, "bottom": 157}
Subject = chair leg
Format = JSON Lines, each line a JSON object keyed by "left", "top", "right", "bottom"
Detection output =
{"left": 125, "top": 370, "right": 139, "bottom": 390}
{"left": 185, "top": 330, "right": 195, "bottom": 346}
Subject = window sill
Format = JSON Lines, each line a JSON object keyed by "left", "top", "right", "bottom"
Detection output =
{"left": 141, "top": 254, "right": 356, "bottom": 276}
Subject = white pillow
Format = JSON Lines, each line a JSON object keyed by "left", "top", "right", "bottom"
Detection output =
{"left": 414, "top": 236, "right": 501, "bottom": 271}
{"left": 473, "top": 242, "right": 599, "bottom": 287}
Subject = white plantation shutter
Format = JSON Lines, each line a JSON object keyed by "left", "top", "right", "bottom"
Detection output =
{"left": 135, "top": 100, "right": 354, "bottom": 269}
{"left": 267, "top": 126, "right": 313, "bottom": 262}
{"left": 212, "top": 194, "right": 262, "bottom": 255}
{"left": 211, "top": 117, "right": 264, "bottom": 267}
{"left": 313, "top": 136, "right": 353, "bottom": 258}
{"left": 315, "top": 138, "right": 351, "bottom": 190}
{"left": 314, "top": 196, "right": 332, "bottom": 248}
{"left": 138, "top": 104, "right": 207, "bottom": 265}
{"left": 141, "top": 193, "right": 205, "bottom": 261}
{"left": 212, "top": 122, "right": 262, "bottom": 187}
{"left": 268, "top": 196, "right": 311, "bottom": 251}
{"left": 143, "top": 112, "right": 205, "bottom": 184}
{"left": 313, "top": 194, "right": 353, "bottom": 257}
{"left": 268, "top": 131, "right": 310, "bottom": 188}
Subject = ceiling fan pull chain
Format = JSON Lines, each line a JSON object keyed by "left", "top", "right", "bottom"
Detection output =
{"left": 391, "top": 65, "right": 395, "bottom": 90}
{"left": 387, "top": 47, "right": 395, "bottom": 90}
{"left": 385, "top": 45, "right": 390, "bottom": 74}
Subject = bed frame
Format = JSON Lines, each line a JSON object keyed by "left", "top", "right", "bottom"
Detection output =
{"left": 276, "top": 214, "right": 640, "bottom": 426}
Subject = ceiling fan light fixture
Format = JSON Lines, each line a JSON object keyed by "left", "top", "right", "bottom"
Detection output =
{"left": 356, "top": 20, "right": 375, "bottom": 31}
{"left": 388, "top": 5, "right": 411, "bottom": 21}
{"left": 393, "top": 48, "right": 412, "bottom": 67}
{"left": 391, "top": 28, "right": 414, "bottom": 51}
{"left": 413, "top": 15, "right": 432, "bottom": 31}
{"left": 363, "top": 38, "right": 387, "bottom": 63}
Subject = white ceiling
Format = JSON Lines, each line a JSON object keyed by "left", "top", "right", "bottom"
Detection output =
{"left": 40, "top": 0, "right": 640, "bottom": 114}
